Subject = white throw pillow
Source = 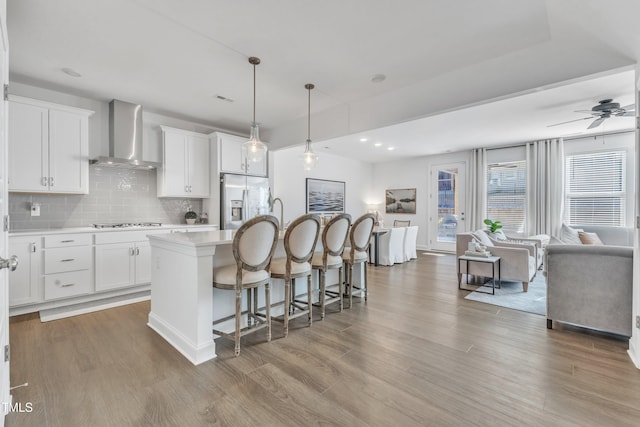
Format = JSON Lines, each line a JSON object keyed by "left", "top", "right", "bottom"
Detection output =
{"left": 490, "top": 230, "right": 507, "bottom": 241}
{"left": 559, "top": 224, "right": 583, "bottom": 245}
{"left": 472, "top": 230, "right": 494, "bottom": 247}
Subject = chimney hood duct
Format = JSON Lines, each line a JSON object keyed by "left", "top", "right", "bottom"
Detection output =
{"left": 90, "top": 99, "right": 161, "bottom": 169}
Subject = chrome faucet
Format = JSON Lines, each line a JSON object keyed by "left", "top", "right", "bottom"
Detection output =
{"left": 271, "top": 197, "right": 284, "bottom": 230}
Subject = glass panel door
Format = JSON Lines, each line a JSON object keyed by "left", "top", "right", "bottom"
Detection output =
{"left": 430, "top": 162, "right": 465, "bottom": 252}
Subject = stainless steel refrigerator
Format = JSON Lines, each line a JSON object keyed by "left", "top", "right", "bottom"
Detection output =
{"left": 220, "top": 173, "right": 271, "bottom": 230}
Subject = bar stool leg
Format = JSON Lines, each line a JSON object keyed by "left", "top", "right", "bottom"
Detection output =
{"left": 306, "top": 274, "right": 313, "bottom": 326}
{"left": 265, "top": 281, "right": 271, "bottom": 342}
{"left": 320, "top": 270, "right": 326, "bottom": 320}
{"left": 284, "top": 277, "right": 290, "bottom": 337}
{"left": 338, "top": 267, "right": 344, "bottom": 312}
{"left": 235, "top": 289, "right": 242, "bottom": 356}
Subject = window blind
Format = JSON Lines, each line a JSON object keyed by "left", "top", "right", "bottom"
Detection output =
{"left": 486, "top": 161, "right": 527, "bottom": 233}
{"left": 564, "top": 150, "right": 625, "bottom": 226}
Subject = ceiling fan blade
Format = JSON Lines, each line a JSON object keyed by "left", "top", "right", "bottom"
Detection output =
{"left": 620, "top": 104, "right": 635, "bottom": 110}
{"left": 574, "top": 109, "right": 596, "bottom": 114}
{"left": 547, "top": 117, "right": 593, "bottom": 127}
{"left": 587, "top": 117, "right": 606, "bottom": 129}
{"left": 620, "top": 111, "right": 637, "bottom": 117}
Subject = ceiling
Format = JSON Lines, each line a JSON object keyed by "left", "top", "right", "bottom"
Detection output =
{"left": 7, "top": 0, "right": 640, "bottom": 163}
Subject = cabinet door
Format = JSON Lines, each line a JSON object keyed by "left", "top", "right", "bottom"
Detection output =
{"left": 8, "top": 101, "right": 48, "bottom": 192}
{"left": 95, "top": 243, "right": 134, "bottom": 292}
{"left": 160, "top": 131, "right": 188, "bottom": 196}
{"left": 48, "top": 109, "right": 89, "bottom": 193}
{"left": 219, "top": 133, "right": 246, "bottom": 174}
{"left": 8, "top": 237, "right": 42, "bottom": 307}
{"left": 134, "top": 242, "right": 151, "bottom": 285}
{"left": 187, "top": 135, "right": 210, "bottom": 197}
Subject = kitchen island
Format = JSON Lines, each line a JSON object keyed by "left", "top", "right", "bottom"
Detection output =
{"left": 147, "top": 229, "right": 362, "bottom": 365}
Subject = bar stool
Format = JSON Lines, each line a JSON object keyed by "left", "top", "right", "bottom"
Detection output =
{"left": 311, "top": 213, "right": 351, "bottom": 319}
{"left": 212, "top": 215, "right": 279, "bottom": 356}
{"left": 270, "top": 214, "right": 321, "bottom": 337}
{"left": 343, "top": 213, "right": 375, "bottom": 308}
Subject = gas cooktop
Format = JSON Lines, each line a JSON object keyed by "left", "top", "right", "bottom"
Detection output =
{"left": 92, "top": 222, "right": 163, "bottom": 229}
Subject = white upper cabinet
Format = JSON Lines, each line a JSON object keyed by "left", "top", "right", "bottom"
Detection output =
{"left": 8, "top": 96, "right": 93, "bottom": 194}
{"left": 215, "top": 132, "right": 268, "bottom": 177}
{"left": 157, "top": 126, "right": 210, "bottom": 198}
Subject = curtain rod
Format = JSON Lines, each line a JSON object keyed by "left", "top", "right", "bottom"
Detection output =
{"left": 485, "top": 129, "right": 635, "bottom": 151}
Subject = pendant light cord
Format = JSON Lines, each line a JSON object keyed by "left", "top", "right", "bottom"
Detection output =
{"left": 253, "top": 62, "right": 256, "bottom": 124}
{"left": 307, "top": 86, "right": 311, "bottom": 141}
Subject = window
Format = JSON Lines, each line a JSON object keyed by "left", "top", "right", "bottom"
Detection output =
{"left": 564, "top": 150, "right": 625, "bottom": 226}
{"left": 486, "top": 161, "right": 527, "bottom": 233}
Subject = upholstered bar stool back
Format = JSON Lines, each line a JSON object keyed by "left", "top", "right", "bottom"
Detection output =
{"left": 311, "top": 213, "right": 352, "bottom": 319}
{"left": 270, "top": 214, "right": 321, "bottom": 336}
{"left": 212, "top": 215, "right": 279, "bottom": 356}
{"left": 343, "top": 213, "right": 375, "bottom": 308}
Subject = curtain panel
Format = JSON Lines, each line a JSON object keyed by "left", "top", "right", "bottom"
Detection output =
{"left": 467, "top": 148, "right": 487, "bottom": 230}
{"left": 526, "top": 138, "right": 564, "bottom": 237}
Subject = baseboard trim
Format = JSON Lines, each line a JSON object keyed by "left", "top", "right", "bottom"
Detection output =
{"left": 628, "top": 340, "right": 640, "bottom": 370}
{"left": 39, "top": 292, "right": 150, "bottom": 322}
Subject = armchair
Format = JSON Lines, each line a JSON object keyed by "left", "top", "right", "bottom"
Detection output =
{"left": 483, "top": 231, "right": 544, "bottom": 270}
{"left": 456, "top": 232, "right": 537, "bottom": 292}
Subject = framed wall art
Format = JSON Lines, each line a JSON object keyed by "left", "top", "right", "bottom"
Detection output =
{"left": 385, "top": 188, "right": 416, "bottom": 214}
{"left": 306, "top": 178, "right": 345, "bottom": 214}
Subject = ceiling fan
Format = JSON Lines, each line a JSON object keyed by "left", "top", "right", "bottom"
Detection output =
{"left": 549, "top": 98, "right": 636, "bottom": 129}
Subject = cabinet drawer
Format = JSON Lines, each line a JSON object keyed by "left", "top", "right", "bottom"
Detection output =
{"left": 44, "top": 270, "right": 92, "bottom": 300}
{"left": 44, "top": 233, "right": 92, "bottom": 248}
{"left": 44, "top": 246, "right": 91, "bottom": 274}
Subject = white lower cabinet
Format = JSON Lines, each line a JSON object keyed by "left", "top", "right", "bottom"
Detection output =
{"left": 43, "top": 233, "right": 93, "bottom": 301}
{"left": 8, "top": 236, "right": 42, "bottom": 307}
{"left": 8, "top": 226, "right": 216, "bottom": 311}
{"left": 94, "top": 231, "right": 162, "bottom": 292}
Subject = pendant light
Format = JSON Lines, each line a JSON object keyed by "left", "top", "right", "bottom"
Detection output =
{"left": 300, "top": 83, "right": 319, "bottom": 170}
{"left": 243, "top": 56, "right": 267, "bottom": 163}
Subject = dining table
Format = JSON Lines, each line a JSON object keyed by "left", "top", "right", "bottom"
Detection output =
{"left": 369, "top": 227, "right": 389, "bottom": 266}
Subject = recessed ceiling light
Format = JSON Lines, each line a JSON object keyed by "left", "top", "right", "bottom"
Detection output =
{"left": 215, "top": 94, "right": 235, "bottom": 103}
{"left": 374, "top": 142, "right": 382, "bottom": 147}
{"left": 387, "top": 147, "right": 395, "bottom": 151}
{"left": 371, "top": 74, "right": 386, "bottom": 83}
{"left": 62, "top": 67, "right": 82, "bottom": 78}
{"left": 359, "top": 137, "right": 368, "bottom": 142}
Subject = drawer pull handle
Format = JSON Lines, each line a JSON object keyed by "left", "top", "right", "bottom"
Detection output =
{"left": 60, "top": 259, "right": 75, "bottom": 262}
{"left": 61, "top": 283, "right": 75, "bottom": 287}
{"left": 60, "top": 240, "right": 75, "bottom": 243}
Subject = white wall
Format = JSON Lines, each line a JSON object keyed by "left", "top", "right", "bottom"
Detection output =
{"left": 371, "top": 151, "right": 469, "bottom": 250}
{"left": 272, "top": 145, "right": 374, "bottom": 225}
{"left": 629, "top": 74, "right": 640, "bottom": 369}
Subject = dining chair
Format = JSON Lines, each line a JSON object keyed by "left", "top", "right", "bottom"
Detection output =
{"left": 393, "top": 219, "right": 411, "bottom": 227}
{"left": 403, "top": 225, "right": 419, "bottom": 261}
{"left": 377, "top": 226, "right": 406, "bottom": 266}
{"left": 343, "top": 213, "right": 375, "bottom": 308}
{"left": 311, "top": 213, "right": 351, "bottom": 319}
{"left": 212, "top": 215, "right": 279, "bottom": 356}
{"left": 270, "top": 214, "right": 321, "bottom": 336}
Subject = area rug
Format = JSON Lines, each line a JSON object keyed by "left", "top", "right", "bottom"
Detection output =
{"left": 464, "top": 273, "right": 546, "bottom": 316}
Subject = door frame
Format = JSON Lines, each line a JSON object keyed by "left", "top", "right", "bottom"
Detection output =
{"left": 429, "top": 161, "right": 466, "bottom": 252}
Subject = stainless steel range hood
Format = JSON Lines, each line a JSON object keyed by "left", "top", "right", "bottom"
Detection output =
{"left": 90, "top": 99, "right": 161, "bottom": 169}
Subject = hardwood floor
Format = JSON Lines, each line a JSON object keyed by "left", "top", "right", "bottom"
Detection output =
{"left": 6, "top": 252, "right": 640, "bottom": 426}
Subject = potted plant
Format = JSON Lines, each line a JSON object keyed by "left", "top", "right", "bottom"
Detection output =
{"left": 483, "top": 218, "right": 502, "bottom": 232}
{"left": 483, "top": 218, "right": 506, "bottom": 240}
{"left": 185, "top": 210, "right": 198, "bottom": 225}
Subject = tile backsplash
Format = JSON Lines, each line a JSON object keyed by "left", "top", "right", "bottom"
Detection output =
{"left": 9, "top": 166, "right": 204, "bottom": 231}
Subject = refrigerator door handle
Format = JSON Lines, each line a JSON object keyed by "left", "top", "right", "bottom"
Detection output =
{"left": 242, "top": 189, "right": 248, "bottom": 222}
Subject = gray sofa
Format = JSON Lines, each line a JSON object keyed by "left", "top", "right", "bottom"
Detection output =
{"left": 545, "top": 225, "right": 633, "bottom": 337}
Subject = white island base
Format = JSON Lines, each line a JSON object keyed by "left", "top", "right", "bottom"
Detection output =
{"left": 147, "top": 230, "right": 362, "bottom": 365}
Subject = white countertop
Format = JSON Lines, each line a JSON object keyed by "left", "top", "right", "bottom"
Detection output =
{"left": 9, "top": 224, "right": 219, "bottom": 237}
{"left": 147, "top": 229, "right": 286, "bottom": 247}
